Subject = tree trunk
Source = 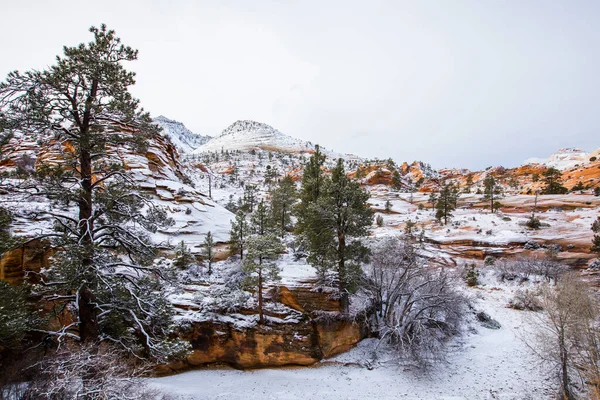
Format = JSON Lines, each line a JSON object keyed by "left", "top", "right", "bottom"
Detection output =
{"left": 258, "top": 263, "right": 264, "bottom": 325}
{"left": 281, "top": 206, "right": 285, "bottom": 238}
{"left": 78, "top": 145, "right": 99, "bottom": 343}
{"left": 337, "top": 233, "right": 349, "bottom": 313}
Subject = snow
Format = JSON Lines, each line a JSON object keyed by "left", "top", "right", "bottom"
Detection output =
{"left": 154, "top": 115, "right": 211, "bottom": 154}
{"left": 524, "top": 147, "right": 590, "bottom": 171}
{"left": 193, "top": 120, "right": 358, "bottom": 161}
{"left": 148, "top": 275, "right": 552, "bottom": 399}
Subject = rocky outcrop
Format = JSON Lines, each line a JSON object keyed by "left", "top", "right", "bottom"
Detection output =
{"left": 0, "top": 240, "right": 52, "bottom": 285}
{"left": 158, "top": 284, "right": 371, "bottom": 375}
{"left": 157, "top": 314, "right": 366, "bottom": 375}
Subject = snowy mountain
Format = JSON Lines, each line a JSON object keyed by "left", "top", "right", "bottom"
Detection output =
{"left": 195, "top": 120, "right": 328, "bottom": 155}
{"left": 524, "top": 148, "right": 590, "bottom": 170}
{"left": 154, "top": 115, "right": 211, "bottom": 154}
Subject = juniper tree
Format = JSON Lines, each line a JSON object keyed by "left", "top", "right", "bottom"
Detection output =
{"left": 0, "top": 25, "right": 184, "bottom": 360}
{"left": 203, "top": 231, "right": 215, "bottom": 275}
{"left": 542, "top": 167, "right": 568, "bottom": 194}
{"left": 230, "top": 209, "right": 250, "bottom": 259}
{"left": 270, "top": 175, "right": 297, "bottom": 238}
{"left": 435, "top": 183, "right": 459, "bottom": 225}
{"left": 304, "top": 158, "right": 373, "bottom": 312}
{"left": 242, "top": 234, "right": 284, "bottom": 324}
{"left": 483, "top": 175, "right": 503, "bottom": 213}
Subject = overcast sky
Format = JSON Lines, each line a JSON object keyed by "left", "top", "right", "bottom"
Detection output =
{"left": 1, "top": 0, "right": 598, "bottom": 169}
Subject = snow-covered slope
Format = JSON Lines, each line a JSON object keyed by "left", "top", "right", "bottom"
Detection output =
{"left": 195, "top": 120, "right": 326, "bottom": 155}
{"left": 524, "top": 148, "right": 589, "bottom": 170}
{"left": 154, "top": 115, "right": 211, "bottom": 154}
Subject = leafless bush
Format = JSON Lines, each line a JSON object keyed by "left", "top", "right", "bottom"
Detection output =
{"left": 363, "top": 238, "right": 468, "bottom": 366}
{"left": 16, "top": 343, "right": 171, "bottom": 400}
{"left": 508, "top": 288, "right": 543, "bottom": 311}
{"left": 528, "top": 274, "right": 600, "bottom": 400}
{"left": 495, "top": 255, "right": 567, "bottom": 283}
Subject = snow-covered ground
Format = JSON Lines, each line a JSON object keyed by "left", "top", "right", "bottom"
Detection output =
{"left": 149, "top": 273, "right": 553, "bottom": 400}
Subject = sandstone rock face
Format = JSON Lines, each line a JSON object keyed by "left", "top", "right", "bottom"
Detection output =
{"left": 158, "top": 284, "right": 371, "bottom": 375}
{"left": 0, "top": 240, "right": 52, "bottom": 284}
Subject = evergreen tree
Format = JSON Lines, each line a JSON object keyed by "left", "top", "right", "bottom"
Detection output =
{"left": 173, "top": 241, "right": 195, "bottom": 269}
{"left": 428, "top": 191, "right": 438, "bottom": 210}
{"left": 230, "top": 209, "right": 250, "bottom": 259}
{"left": 305, "top": 158, "right": 373, "bottom": 312}
{"left": 264, "top": 165, "right": 279, "bottom": 185}
{"left": 270, "top": 175, "right": 297, "bottom": 237}
{"left": 0, "top": 207, "right": 18, "bottom": 254}
{"left": 242, "top": 234, "right": 284, "bottom": 324}
{"left": 203, "top": 231, "right": 215, "bottom": 275}
{"left": 391, "top": 169, "right": 402, "bottom": 190}
{"left": 251, "top": 199, "right": 273, "bottom": 236}
{"left": 355, "top": 166, "right": 365, "bottom": 179}
{"left": 483, "top": 175, "right": 503, "bottom": 213}
{"left": 0, "top": 281, "right": 41, "bottom": 349}
{"left": 542, "top": 167, "right": 568, "bottom": 194}
{"left": 0, "top": 25, "right": 183, "bottom": 359}
{"left": 384, "top": 199, "right": 392, "bottom": 213}
{"left": 243, "top": 184, "right": 258, "bottom": 212}
{"left": 435, "top": 183, "right": 459, "bottom": 225}
{"left": 296, "top": 144, "right": 326, "bottom": 222}
{"left": 464, "top": 173, "right": 474, "bottom": 193}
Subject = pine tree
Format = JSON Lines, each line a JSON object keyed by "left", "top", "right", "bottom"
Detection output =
{"left": 483, "top": 175, "right": 503, "bottom": 213}
{"left": 384, "top": 199, "right": 392, "bottom": 212}
{"left": 270, "top": 175, "right": 297, "bottom": 237}
{"left": 0, "top": 25, "right": 182, "bottom": 359}
{"left": 230, "top": 209, "right": 250, "bottom": 259}
{"left": 296, "top": 144, "right": 326, "bottom": 225}
{"left": 542, "top": 167, "right": 568, "bottom": 194}
{"left": 464, "top": 173, "right": 474, "bottom": 193}
{"left": 391, "top": 169, "right": 402, "bottom": 190}
{"left": 428, "top": 191, "right": 438, "bottom": 210}
{"left": 305, "top": 158, "right": 373, "bottom": 312}
{"left": 242, "top": 234, "right": 284, "bottom": 324}
{"left": 251, "top": 199, "right": 274, "bottom": 236}
{"left": 435, "top": 183, "right": 459, "bottom": 225}
{"left": 0, "top": 207, "right": 18, "bottom": 254}
{"left": 264, "top": 165, "right": 279, "bottom": 185}
{"left": 173, "top": 241, "right": 195, "bottom": 269}
{"left": 0, "top": 281, "right": 41, "bottom": 349}
{"left": 203, "top": 231, "right": 215, "bottom": 275}
{"left": 243, "top": 184, "right": 258, "bottom": 212}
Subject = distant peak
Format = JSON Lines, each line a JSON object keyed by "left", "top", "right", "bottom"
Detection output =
{"left": 155, "top": 115, "right": 182, "bottom": 125}
{"left": 219, "top": 120, "right": 282, "bottom": 137}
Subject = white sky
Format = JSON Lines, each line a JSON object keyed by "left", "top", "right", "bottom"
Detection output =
{"left": 1, "top": 0, "right": 599, "bottom": 169}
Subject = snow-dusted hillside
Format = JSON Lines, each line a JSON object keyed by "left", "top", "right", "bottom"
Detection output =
{"left": 524, "top": 147, "right": 590, "bottom": 171}
{"left": 154, "top": 115, "right": 211, "bottom": 154}
{"left": 194, "top": 120, "right": 353, "bottom": 159}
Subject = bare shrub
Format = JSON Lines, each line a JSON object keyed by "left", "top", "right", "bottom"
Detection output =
{"left": 508, "top": 288, "right": 543, "bottom": 311}
{"left": 530, "top": 274, "right": 600, "bottom": 400}
{"left": 363, "top": 238, "right": 468, "bottom": 366}
{"left": 495, "top": 255, "right": 567, "bottom": 283}
{"left": 19, "top": 343, "right": 171, "bottom": 400}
